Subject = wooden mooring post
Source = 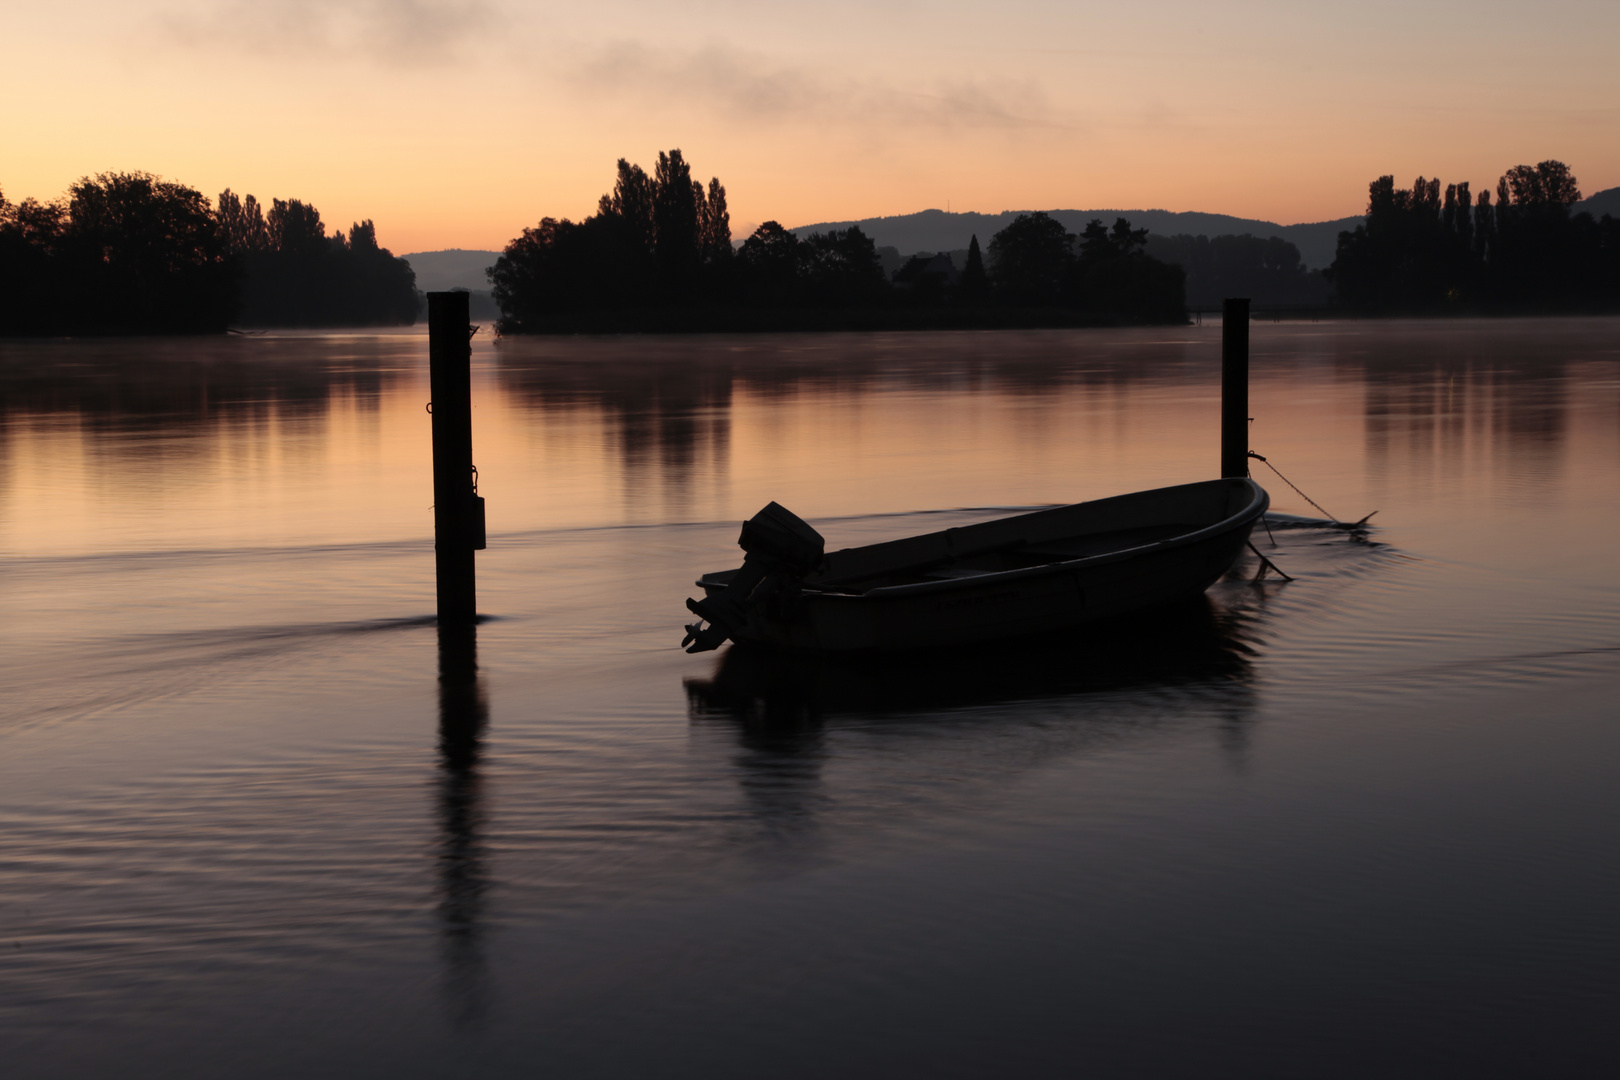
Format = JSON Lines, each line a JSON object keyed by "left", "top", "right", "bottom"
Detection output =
{"left": 429, "top": 291, "right": 482, "bottom": 626}
{"left": 1221, "top": 297, "right": 1251, "bottom": 479}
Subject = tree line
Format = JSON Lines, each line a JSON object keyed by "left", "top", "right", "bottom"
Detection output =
{"left": 13, "top": 157, "right": 1613, "bottom": 335}
{"left": 489, "top": 150, "right": 1188, "bottom": 331}
{"left": 0, "top": 171, "right": 418, "bottom": 334}
{"left": 216, "top": 190, "right": 417, "bottom": 326}
{"left": 1330, "top": 160, "right": 1620, "bottom": 313}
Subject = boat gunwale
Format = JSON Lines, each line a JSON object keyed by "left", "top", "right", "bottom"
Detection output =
{"left": 695, "top": 478, "right": 1269, "bottom": 600}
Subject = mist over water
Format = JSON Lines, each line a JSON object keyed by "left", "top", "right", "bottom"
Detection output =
{"left": 2, "top": 320, "right": 1618, "bottom": 1077}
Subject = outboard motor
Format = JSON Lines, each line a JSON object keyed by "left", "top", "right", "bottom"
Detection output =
{"left": 682, "top": 502, "right": 825, "bottom": 653}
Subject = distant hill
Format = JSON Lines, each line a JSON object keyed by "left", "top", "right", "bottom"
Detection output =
{"left": 400, "top": 249, "right": 502, "bottom": 292}
{"left": 788, "top": 209, "right": 1363, "bottom": 270}
{"left": 1574, "top": 186, "right": 1620, "bottom": 219}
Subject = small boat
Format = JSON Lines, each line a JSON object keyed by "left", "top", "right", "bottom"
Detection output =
{"left": 683, "top": 477, "right": 1269, "bottom": 653}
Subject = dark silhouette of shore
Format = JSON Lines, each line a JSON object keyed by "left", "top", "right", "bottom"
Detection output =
{"left": 217, "top": 191, "right": 417, "bottom": 327}
{"left": 488, "top": 150, "right": 1188, "bottom": 333}
{"left": 1331, "top": 161, "right": 1620, "bottom": 314}
{"left": 0, "top": 172, "right": 417, "bottom": 335}
{"left": 6, "top": 156, "right": 1617, "bottom": 336}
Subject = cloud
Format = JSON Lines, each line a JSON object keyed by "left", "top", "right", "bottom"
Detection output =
{"left": 156, "top": 0, "right": 498, "bottom": 65}
{"left": 563, "top": 40, "right": 1077, "bottom": 133}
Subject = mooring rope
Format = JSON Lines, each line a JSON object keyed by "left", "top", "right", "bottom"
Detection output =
{"left": 1248, "top": 451, "right": 1339, "bottom": 523}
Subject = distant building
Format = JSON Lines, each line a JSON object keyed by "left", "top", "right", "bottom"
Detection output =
{"left": 892, "top": 252, "right": 960, "bottom": 291}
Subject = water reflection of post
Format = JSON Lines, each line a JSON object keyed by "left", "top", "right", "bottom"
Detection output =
{"left": 435, "top": 620, "right": 489, "bottom": 1026}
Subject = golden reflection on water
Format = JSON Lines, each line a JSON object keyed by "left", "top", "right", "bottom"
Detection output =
{"left": 3, "top": 321, "right": 1617, "bottom": 564}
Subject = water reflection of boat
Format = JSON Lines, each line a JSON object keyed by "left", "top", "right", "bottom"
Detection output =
{"left": 683, "top": 478, "right": 1269, "bottom": 653}
{"left": 686, "top": 596, "right": 1260, "bottom": 855}
{"left": 686, "top": 594, "right": 1258, "bottom": 724}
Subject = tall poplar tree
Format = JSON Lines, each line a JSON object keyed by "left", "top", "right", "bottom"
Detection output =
{"left": 653, "top": 149, "right": 700, "bottom": 300}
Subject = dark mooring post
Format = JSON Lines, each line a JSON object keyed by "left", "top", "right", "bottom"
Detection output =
{"left": 1221, "top": 297, "right": 1251, "bottom": 478}
{"left": 429, "top": 291, "right": 479, "bottom": 625}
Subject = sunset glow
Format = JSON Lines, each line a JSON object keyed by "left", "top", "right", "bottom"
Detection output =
{"left": 5, "top": 0, "right": 1618, "bottom": 253}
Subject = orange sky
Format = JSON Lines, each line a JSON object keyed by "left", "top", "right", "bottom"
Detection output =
{"left": 5, "top": 1, "right": 1618, "bottom": 253}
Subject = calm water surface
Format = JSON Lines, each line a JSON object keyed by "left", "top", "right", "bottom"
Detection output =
{"left": 2, "top": 321, "right": 1618, "bottom": 1077}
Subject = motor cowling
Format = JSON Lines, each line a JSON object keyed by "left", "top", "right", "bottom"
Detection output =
{"left": 683, "top": 503, "right": 825, "bottom": 653}
{"left": 737, "top": 501, "right": 825, "bottom": 573}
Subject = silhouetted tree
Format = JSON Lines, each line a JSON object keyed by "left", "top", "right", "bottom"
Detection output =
{"left": 734, "top": 221, "right": 803, "bottom": 306}
{"left": 488, "top": 155, "right": 1193, "bottom": 329}
{"left": 957, "top": 234, "right": 988, "bottom": 303}
{"left": 330, "top": 220, "right": 419, "bottom": 325}
{"left": 216, "top": 189, "right": 269, "bottom": 253}
{"left": 1473, "top": 188, "right": 1496, "bottom": 262}
{"left": 978, "top": 213, "right": 1183, "bottom": 320}
{"left": 592, "top": 160, "right": 658, "bottom": 305}
{"left": 0, "top": 186, "right": 71, "bottom": 333}
{"left": 653, "top": 150, "right": 701, "bottom": 300}
{"left": 55, "top": 171, "right": 235, "bottom": 333}
{"left": 267, "top": 198, "right": 327, "bottom": 257}
{"left": 1330, "top": 175, "right": 1457, "bottom": 311}
{"left": 1, "top": 172, "right": 413, "bottom": 333}
{"left": 228, "top": 194, "right": 416, "bottom": 326}
{"left": 1148, "top": 232, "right": 1330, "bottom": 308}
{"left": 1078, "top": 217, "right": 1148, "bottom": 259}
{"left": 699, "top": 178, "right": 732, "bottom": 268}
{"left": 490, "top": 216, "right": 614, "bottom": 327}
{"left": 988, "top": 212, "right": 1074, "bottom": 304}
{"left": 489, "top": 217, "right": 566, "bottom": 329}
{"left": 1491, "top": 160, "right": 1588, "bottom": 309}
{"left": 1453, "top": 182, "right": 1473, "bottom": 253}
{"left": 1503, "top": 160, "right": 1582, "bottom": 207}
{"left": 1073, "top": 217, "right": 1185, "bottom": 322}
{"left": 493, "top": 149, "right": 733, "bottom": 325}
{"left": 1331, "top": 160, "right": 1616, "bottom": 313}
{"left": 801, "top": 226, "right": 888, "bottom": 306}
{"left": 597, "top": 159, "right": 656, "bottom": 255}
